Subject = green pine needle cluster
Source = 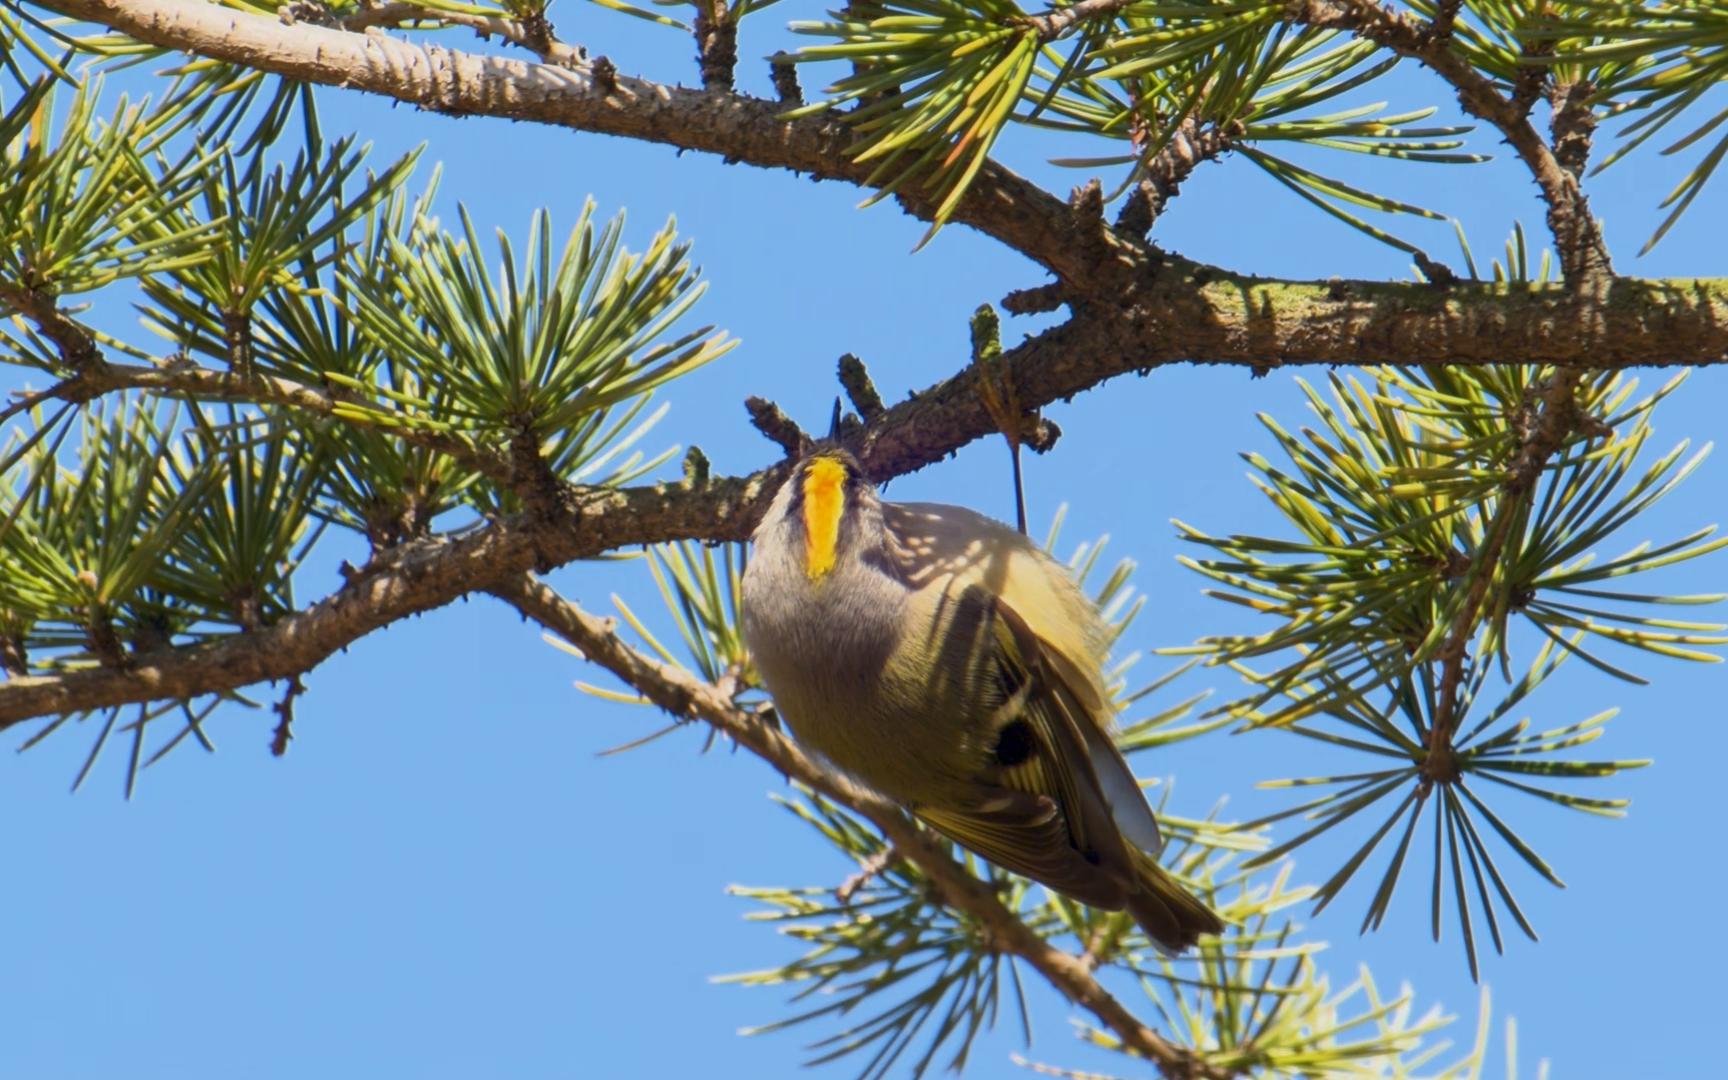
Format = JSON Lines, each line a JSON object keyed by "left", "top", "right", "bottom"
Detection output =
{"left": 1, "top": 69, "right": 729, "bottom": 789}
{"left": 779, "top": 0, "right": 1728, "bottom": 251}
{"left": 1173, "top": 353, "right": 1723, "bottom": 976}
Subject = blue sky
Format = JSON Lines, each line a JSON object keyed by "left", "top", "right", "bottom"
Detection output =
{"left": 3, "top": 10, "right": 1727, "bottom": 1078}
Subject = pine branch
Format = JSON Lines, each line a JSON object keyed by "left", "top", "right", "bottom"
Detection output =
{"left": 1549, "top": 80, "right": 1596, "bottom": 181}
{"left": 0, "top": 634, "right": 26, "bottom": 679}
{"left": 1115, "top": 119, "right": 1235, "bottom": 237}
{"left": 25, "top": 0, "right": 1724, "bottom": 370}
{"left": 743, "top": 396, "right": 810, "bottom": 457}
{"left": 27, "top": 0, "right": 1111, "bottom": 286}
{"left": 0, "top": 283, "right": 105, "bottom": 373}
{"left": 1424, "top": 0, "right": 1464, "bottom": 43}
{"left": 837, "top": 353, "right": 886, "bottom": 422}
{"left": 0, "top": 519, "right": 542, "bottom": 724}
{"left": 1023, "top": 0, "right": 1137, "bottom": 41}
{"left": 0, "top": 277, "right": 513, "bottom": 483}
{"left": 835, "top": 845, "right": 900, "bottom": 904}
{"left": 20, "top": 356, "right": 515, "bottom": 484}
{"left": 7, "top": 279, "right": 1728, "bottom": 727}
{"left": 1423, "top": 371, "right": 1590, "bottom": 781}
{"left": 487, "top": 572, "right": 1231, "bottom": 1080}
{"left": 8, "top": 4, "right": 1728, "bottom": 737}
{"left": 692, "top": 0, "right": 737, "bottom": 92}
{"left": 1285, "top": 0, "right": 1612, "bottom": 285}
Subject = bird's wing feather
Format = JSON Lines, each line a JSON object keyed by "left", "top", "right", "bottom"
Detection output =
{"left": 988, "top": 600, "right": 1134, "bottom": 865}
{"left": 885, "top": 501, "right": 1163, "bottom": 880}
{"left": 1043, "top": 641, "right": 1165, "bottom": 856}
{"left": 1082, "top": 717, "right": 1165, "bottom": 857}
{"left": 984, "top": 523, "right": 1167, "bottom": 858}
{"left": 912, "top": 598, "right": 1140, "bottom": 910}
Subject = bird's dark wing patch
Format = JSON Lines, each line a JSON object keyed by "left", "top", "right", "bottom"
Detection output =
{"left": 917, "top": 587, "right": 1218, "bottom": 952}
{"left": 980, "top": 600, "right": 1136, "bottom": 887}
{"left": 994, "top": 718, "right": 1037, "bottom": 766}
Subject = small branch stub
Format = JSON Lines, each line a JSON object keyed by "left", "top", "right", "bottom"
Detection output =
{"left": 0, "top": 634, "right": 27, "bottom": 679}
{"left": 770, "top": 56, "right": 802, "bottom": 105}
{"left": 836, "top": 846, "right": 899, "bottom": 904}
{"left": 1001, "top": 281, "right": 1067, "bottom": 315}
{"left": 837, "top": 353, "right": 885, "bottom": 420}
{"left": 692, "top": 0, "right": 737, "bottom": 91}
{"left": 1118, "top": 119, "right": 1234, "bottom": 236}
{"left": 271, "top": 674, "right": 306, "bottom": 757}
{"left": 744, "top": 396, "right": 810, "bottom": 457}
{"left": 682, "top": 445, "right": 711, "bottom": 487}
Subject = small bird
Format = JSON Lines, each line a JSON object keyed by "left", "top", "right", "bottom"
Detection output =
{"left": 742, "top": 448, "right": 1221, "bottom": 951}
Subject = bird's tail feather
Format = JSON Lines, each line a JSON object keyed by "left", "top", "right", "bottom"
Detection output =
{"left": 1125, "top": 850, "right": 1223, "bottom": 954}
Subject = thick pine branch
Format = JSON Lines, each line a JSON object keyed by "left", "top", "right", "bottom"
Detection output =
{"left": 0, "top": 460, "right": 784, "bottom": 725}
{"left": 6, "top": 271, "right": 1728, "bottom": 727}
{"left": 22, "top": 0, "right": 1728, "bottom": 370}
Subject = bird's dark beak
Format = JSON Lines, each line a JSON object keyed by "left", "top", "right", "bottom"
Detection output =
{"left": 827, "top": 397, "right": 844, "bottom": 442}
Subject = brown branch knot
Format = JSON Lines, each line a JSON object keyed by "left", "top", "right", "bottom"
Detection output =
{"left": 1117, "top": 118, "right": 1235, "bottom": 237}
{"left": 1550, "top": 80, "right": 1598, "bottom": 181}
{"left": 0, "top": 634, "right": 28, "bottom": 679}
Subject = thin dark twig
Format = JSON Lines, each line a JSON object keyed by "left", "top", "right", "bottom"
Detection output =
{"left": 837, "top": 846, "right": 901, "bottom": 903}
{"left": 1423, "top": 373, "right": 1585, "bottom": 781}
{"left": 271, "top": 673, "right": 306, "bottom": 757}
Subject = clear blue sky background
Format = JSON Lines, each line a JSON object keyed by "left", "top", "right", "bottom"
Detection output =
{"left": 3, "top": 9, "right": 1726, "bottom": 1079}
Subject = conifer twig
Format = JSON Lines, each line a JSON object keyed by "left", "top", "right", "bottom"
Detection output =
{"left": 1423, "top": 372, "right": 1587, "bottom": 781}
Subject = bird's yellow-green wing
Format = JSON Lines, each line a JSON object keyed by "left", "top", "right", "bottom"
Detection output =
{"left": 988, "top": 536, "right": 1167, "bottom": 859}
{"left": 885, "top": 500, "right": 1215, "bottom": 949}
{"left": 914, "top": 597, "right": 1139, "bottom": 910}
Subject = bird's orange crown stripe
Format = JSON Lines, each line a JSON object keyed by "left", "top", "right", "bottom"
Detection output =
{"left": 802, "top": 457, "right": 846, "bottom": 580}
